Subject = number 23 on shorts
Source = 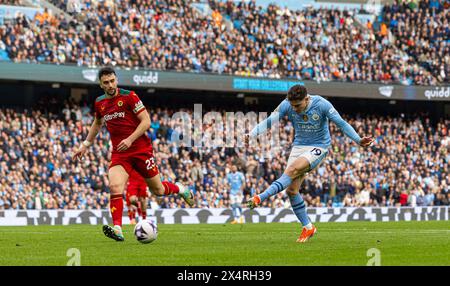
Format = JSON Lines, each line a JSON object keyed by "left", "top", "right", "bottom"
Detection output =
{"left": 145, "top": 157, "right": 156, "bottom": 170}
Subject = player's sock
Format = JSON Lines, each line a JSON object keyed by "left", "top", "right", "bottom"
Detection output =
{"left": 259, "top": 174, "right": 292, "bottom": 202}
{"left": 141, "top": 208, "right": 147, "bottom": 220}
{"left": 289, "top": 193, "right": 311, "bottom": 227}
{"left": 128, "top": 209, "right": 135, "bottom": 221}
{"left": 162, "top": 181, "right": 180, "bottom": 195}
{"left": 232, "top": 205, "right": 238, "bottom": 220}
{"left": 236, "top": 205, "right": 242, "bottom": 220}
{"left": 110, "top": 194, "right": 123, "bottom": 227}
{"left": 137, "top": 207, "right": 142, "bottom": 218}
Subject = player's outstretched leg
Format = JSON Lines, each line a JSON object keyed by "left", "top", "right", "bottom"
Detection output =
{"left": 247, "top": 174, "right": 292, "bottom": 209}
{"left": 146, "top": 175, "right": 195, "bottom": 207}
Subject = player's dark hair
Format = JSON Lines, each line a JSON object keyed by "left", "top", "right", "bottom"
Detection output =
{"left": 287, "top": 85, "right": 307, "bottom": 101}
{"left": 98, "top": 67, "right": 116, "bottom": 81}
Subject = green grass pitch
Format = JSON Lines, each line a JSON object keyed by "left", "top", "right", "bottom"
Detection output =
{"left": 0, "top": 221, "right": 448, "bottom": 266}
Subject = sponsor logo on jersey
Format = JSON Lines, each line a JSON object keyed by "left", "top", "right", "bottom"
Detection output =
{"left": 133, "top": 101, "right": 145, "bottom": 113}
{"left": 117, "top": 100, "right": 123, "bottom": 107}
{"left": 104, "top": 112, "right": 125, "bottom": 121}
{"left": 312, "top": 113, "right": 319, "bottom": 121}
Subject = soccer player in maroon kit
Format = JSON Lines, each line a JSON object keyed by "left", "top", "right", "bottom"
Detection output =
{"left": 72, "top": 67, "right": 193, "bottom": 241}
{"left": 126, "top": 169, "right": 148, "bottom": 224}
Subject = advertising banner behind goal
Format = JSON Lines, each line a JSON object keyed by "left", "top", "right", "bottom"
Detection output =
{"left": 0, "top": 207, "right": 448, "bottom": 226}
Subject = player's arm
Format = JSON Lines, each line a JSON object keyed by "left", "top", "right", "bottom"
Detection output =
{"left": 72, "top": 117, "right": 103, "bottom": 161}
{"left": 117, "top": 95, "right": 150, "bottom": 152}
{"left": 323, "top": 99, "right": 373, "bottom": 147}
{"left": 246, "top": 100, "right": 288, "bottom": 146}
{"left": 85, "top": 117, "right": 103, "bottom": 143}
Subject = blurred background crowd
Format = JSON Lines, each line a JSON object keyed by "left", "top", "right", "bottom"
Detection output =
{"left": 0, "top": 96, "right": 448, "bottom": 210}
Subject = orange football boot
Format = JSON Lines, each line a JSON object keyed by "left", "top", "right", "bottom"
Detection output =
{"left": 296, "top": 225, "right": 317, "bottom": 243}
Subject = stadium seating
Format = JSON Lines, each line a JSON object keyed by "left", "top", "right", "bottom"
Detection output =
{"left": 0, "top": 0, "right": 447, "bottom": 85}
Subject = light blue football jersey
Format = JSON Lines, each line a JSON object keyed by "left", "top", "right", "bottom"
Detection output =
{"left": 250, "top": 95, "right": 361, "bottom": 149}
{"left": 227, "top": 172, "right": 245, "bottom": 195}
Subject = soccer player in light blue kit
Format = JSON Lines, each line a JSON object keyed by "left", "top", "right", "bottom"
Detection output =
{"left": 227, "top": 165, "right": 246, "bottom": 224}
{"left": 245, "top": 85, "right": 373, "bottom": 243}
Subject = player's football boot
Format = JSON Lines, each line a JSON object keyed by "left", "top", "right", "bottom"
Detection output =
{"left": 239, "top": 216, "right": 244, "bottom": 224}
{"left": 176, "top": 182, "right": 195, "bottom": 207}
{"left": 296, "top": 225, "right": 317, "bottom": 243}
{"left": 246, "top": 195, "right": 261, "bottom": 209}
{"left": 102, "top": 225, "right": 125, "bottom": 242}
{"left": 130, "top": 218, "right": 137, "bottom": 225}
{"left": 230, "top": 219, "right": 238, "bottom": 224}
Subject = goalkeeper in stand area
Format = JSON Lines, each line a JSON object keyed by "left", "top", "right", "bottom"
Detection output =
{"left": 245, "top": 85, "right": 373, "bottom": 243}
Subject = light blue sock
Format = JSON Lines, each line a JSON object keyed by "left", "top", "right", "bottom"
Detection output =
{"left": 232, "top": 205, "right": 237, "bottom": 220}
{"left": 259, "top": 174, "right": 292, "bottom": 202}
{"left": 289, "top": 193, "right": 310, "bottom": 226}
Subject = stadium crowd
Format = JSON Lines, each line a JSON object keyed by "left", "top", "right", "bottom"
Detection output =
{"left": 0, "top": 0, "right": 26, "bottom": 6}
{"left": 0, "top": 97, "right": 449, "bottom": 210}
{"left": 0, "top": 0, "right": 447, "bottom": 85}
{"left": 382, "top": 0, "right": 448, "bottom": 85}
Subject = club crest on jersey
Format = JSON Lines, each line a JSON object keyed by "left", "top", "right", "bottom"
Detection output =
{"left": 312, "top": 113, "right": 319, "bottom": 121}
{"left": 101, "top": 105, "right": 105, "bottom": 111}
{"left": 117, "top": 100, "right": 123, "bottom": 107}
{"left": 303, "top": 114, "right": 308, "bottom": 122}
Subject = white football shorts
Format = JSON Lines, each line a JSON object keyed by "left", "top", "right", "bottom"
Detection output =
{"left": 287, "top": 145, "right": 328, "bottom": 171}
{"left": 230, "top": 193, "right": 243, "bottom": 205}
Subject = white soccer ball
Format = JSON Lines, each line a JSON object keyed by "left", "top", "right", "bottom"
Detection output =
{"left": 134, "top": 219, "right": 158, "bottom": 244}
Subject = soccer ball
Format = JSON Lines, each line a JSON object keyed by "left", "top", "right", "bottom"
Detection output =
{"left": 134, "top": 219, "right": 158, "bottom": 244}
